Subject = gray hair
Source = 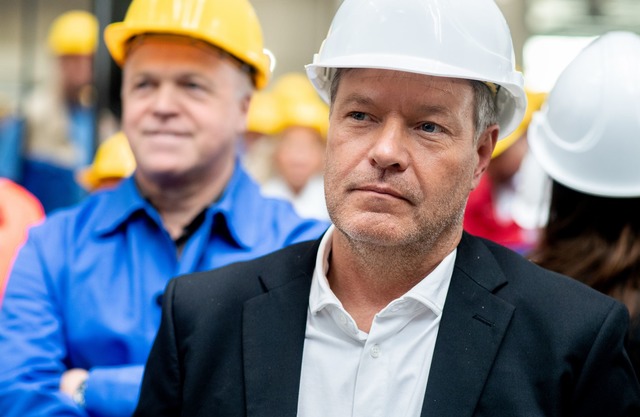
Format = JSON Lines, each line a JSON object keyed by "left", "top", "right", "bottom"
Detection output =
{"left": 469, "top": 80, "right": 498, "bottom": 142}
{"left": 329, "top": 68, "right": 498, "bottom": 141}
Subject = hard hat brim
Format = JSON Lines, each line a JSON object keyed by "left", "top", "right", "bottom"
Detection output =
{"left": 75, "top": 168, "right": 98, "bottom": 191}
{"left": 104, "top": 22, "right": 269, "bottom": 89}
{"left": 306, "top": 54, "right": 526, "bottom": 140}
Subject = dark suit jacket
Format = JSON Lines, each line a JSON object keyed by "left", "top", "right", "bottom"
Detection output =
{"left": 134, "top": 233, "right": 640, "bottom": 416}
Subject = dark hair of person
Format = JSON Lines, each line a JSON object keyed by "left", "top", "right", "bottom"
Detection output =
{"left": 531, "top": 180, "right": 640, "bottom": 312}
{"left": 531, "top": 180, "right": 640, "bottom": 373}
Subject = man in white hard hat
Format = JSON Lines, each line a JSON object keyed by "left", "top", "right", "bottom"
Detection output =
{"left": 527, "top": 31, "right": 640, "bottom": 378}
{"left": 134, "top": 0, "right": 640, "bottom": 416}
{"left": 0, "top": 1, "right": 329, "bottom": 416}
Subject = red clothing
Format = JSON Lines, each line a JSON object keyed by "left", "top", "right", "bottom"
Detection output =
{"left": 0, "top": 179, "right": 44, "bottom": 298}
{"left": 464, "top": 174, "right": 534, "bottom": 254}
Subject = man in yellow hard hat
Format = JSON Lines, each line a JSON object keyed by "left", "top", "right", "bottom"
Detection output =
{"left": 19, "top": 10, "right": 100, "bottom": 212}
{"left": 240, "top": 90, "right": 283, "bottom": 183}
{"left": 75, "top": 131, "right": 137, "bottom": 192}
{"left": 260, "top": 73, "right": 330, "bottom": 221}
{"left": 134, "top": 0, "right": 639, "bottom": 415}
{"left": 0, "top": 1, "right": 329, "bottom": 416}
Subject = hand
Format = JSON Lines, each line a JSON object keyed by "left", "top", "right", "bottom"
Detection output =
{"left": 60, "top": 368, "right": 89, "bottom": 397}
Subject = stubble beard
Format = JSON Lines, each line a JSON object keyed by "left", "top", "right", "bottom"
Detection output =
{"left": 325, "top": 167, "right": 469, "bottom": 280}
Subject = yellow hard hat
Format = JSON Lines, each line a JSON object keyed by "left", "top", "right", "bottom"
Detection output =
{"left": 280, "top": 97, "right": 329, "bottom": 140}
{"left": 492, "top": 90, "right": 547, "bottom": 158}
{"left": 47, "top": 10, "right": 98, "bottom": 56}
{"left": 270, "top": 73, "right": 329, "bottom": 139}
{"left": 104, "top": 0, "right": 271, "bottom": 89}
{"left": 247, "top": 91, "right": 284, "bottom": 136}
{"left": 76, "top": 131, "right": 136, "bottom": 191}
{"left": 271, "top": 72, "right": 320, "bottom": 103}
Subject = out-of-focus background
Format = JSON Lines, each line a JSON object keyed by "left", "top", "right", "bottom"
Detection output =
{"left": 1, "top": 0, "right": 639, "bottom": 119}
{"left": 0, "top": 0, "right": 639, "bottom": 216}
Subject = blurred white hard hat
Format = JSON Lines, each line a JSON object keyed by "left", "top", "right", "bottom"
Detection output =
{"left": 528, "top": 31, "right": 640, "bottom": 197}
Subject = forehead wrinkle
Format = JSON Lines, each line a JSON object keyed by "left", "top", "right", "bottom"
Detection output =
{"left": 413, "top": 103, "right": 455, "bottom": 118}
{"left": 337, "top": 69, "right": 474, "bottom": 125}
{"left": 337, "top": 92, "right": 376, "bottom": 108}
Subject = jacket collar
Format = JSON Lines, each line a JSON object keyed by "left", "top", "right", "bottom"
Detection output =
{"left": 240, "top": 233, "right": 515, "bottom": 417}
{"left": 421, "top": 233, "right": 514, "bottom": 417}
{"left": 242, "top": 239, "right": 320, "bottom": 417}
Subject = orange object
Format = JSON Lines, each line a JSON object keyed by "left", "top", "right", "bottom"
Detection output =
{"left": 0, "top": 179, "right": 45, "bottom": 300}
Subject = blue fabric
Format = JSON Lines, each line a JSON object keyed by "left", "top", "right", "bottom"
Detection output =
{"left": 21, "top": 158, "right": 88, "bottom": 214}
{"left": 15, "top": 105, "right": 94, "bottom": 213}
{"left": 0, "top": 162, "right": 330, "bottom": 417}
{"left": 68, "top": 105, "right": 96, "bottom": 167}
{"left": 0, "top": 117, "right": 24, "bottom": 181}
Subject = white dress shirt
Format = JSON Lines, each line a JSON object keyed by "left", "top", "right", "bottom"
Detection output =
{"left": 297, "top": 225, "right": 456, "bottom": 417}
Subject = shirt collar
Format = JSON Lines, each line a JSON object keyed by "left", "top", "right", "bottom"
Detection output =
{"left": 205, "top": 161, "right": 264, "bottom": 249}
{"left": 93, "top": 161, "right": 261, "bottom": 249}
{"left": 92, "top": 176, "right": 150, "bottom": 236}
{"left": 309, "top": 225, "right": 456, "bottom": 317}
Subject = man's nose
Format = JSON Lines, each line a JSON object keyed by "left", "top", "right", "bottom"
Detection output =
{"left": 368, "top": 119, "right": 410, "bottom": 171}
{"left": 151, "top": 84, "right": 180, "bottom": 118}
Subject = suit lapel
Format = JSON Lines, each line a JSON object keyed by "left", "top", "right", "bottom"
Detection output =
{"left": 242, "top": 240, "right": 319, "bottom": 417}
{"left": 422, "top": 234, "right": 515, "bottom": 417}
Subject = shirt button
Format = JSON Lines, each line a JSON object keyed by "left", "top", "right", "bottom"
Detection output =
{"left": 370, "top": 344, "right": 381, "bottom": 358}
{"left": 339, "top": 314, "right": 348, "bottom": 325}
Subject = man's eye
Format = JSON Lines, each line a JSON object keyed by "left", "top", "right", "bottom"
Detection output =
{"left": 183, "top": 81, "right": 203, "bottom": 90}
{"left": 349, "top": 112, "right": 367, "bottom": 121}
{"left": 420, "top": 122, "right": 442, "bottom": 133}
{"left": 134, "top": 80, "right": 151, "bottom": 89}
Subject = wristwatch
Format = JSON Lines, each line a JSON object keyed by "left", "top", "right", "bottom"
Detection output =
{"left": 72, "top": 379, "right": 88, "bottom": 408}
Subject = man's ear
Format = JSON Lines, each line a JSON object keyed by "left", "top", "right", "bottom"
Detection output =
{"left": 471, "top": 124, "right": 499, "bottom": 189}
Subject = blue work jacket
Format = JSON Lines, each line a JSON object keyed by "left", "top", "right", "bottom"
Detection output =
{"left": 0, "top": 163, "right": 330, "bottom": 417}
{"left": 21, "top": 105, "right": 95, "bottom": 213}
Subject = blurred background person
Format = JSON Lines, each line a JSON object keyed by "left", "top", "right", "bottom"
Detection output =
{"left": 19, "top": 10, "right": 101, "bottom": 213}
{"left": 241, "top": 89, "right": 282, "bottom": 184}
{"left": 527, "top": 31, "right": 640, "bottom": 375}
{"left": 0, "top": 0, "right": 329, "bottom": 416}
{"left": 259, "top": 72, "right": 330, "bottom": 221}
{"left": 0, "top": 178, "right": 44, "bottom": 301}
{"left": 75, "top": 131, "right": 135, "bottom": 193}
{"left": 464, "top": 89, "right": 546, "bottom": 254}
{"left": 0, "top": 95, "right": 23, "bottom": 180}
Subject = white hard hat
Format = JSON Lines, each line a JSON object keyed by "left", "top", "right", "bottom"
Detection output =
{"left": 305, "top": 0, "right": 527, "bottom": 140}
{"left": 528, "top": 31, "right": 640, "bottom": 198}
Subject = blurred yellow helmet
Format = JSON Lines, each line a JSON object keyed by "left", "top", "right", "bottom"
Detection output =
{"left": 280, "top": 97, "right": 329, "bottom": 140}
{"left": 492, "top": 90, "right": 547, "bottom": 158}
{"left": 47, "top": 10, "right": 98, "bottom": 56}
{"left": 104, "top": 0, "right": 271, "bottom": 89}
{"left": 77, "top": 132, "right": 136, "bottom": 191}
{"left": 269, "top": 73, "right": 328, "bottom": 138}
{"left": 271, "top": 72, "right": 320, "bottom": 103}
{"left": 247, "top": 91, "right": 284, "bottom": 136}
